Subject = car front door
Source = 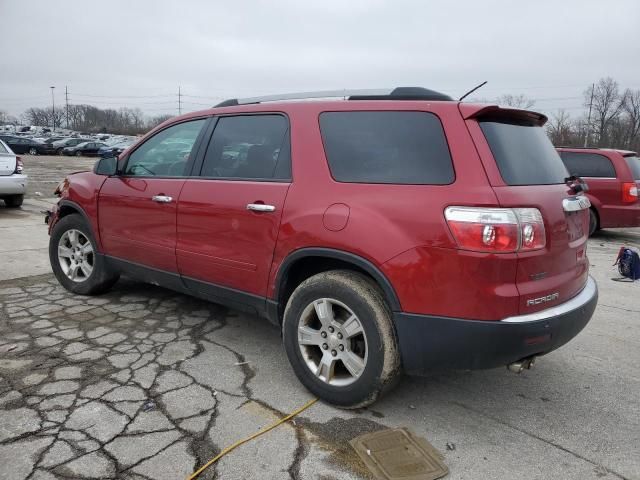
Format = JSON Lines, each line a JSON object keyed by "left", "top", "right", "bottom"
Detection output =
{"left": 98, "top": 118, "right": 208, "bottom": 273}
{"left": 177, "top": 114, "right": 291, "bottom": 301}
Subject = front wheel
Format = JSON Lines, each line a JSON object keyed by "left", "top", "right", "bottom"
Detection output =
{"left": 28, "top": 147, "right": 38, "bottom": 155}
{"left": 282, "top": 270, "right": 400, "bottom": 408}
{"left": 49, "top": 214, "right": 119, "bottom": 294}
{"left": 75, "top": 151, "right": 82, "bottom": 157}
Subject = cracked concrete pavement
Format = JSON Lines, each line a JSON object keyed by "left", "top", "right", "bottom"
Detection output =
{"left": 0, "top": 155, "right": 639, "bottom": 479}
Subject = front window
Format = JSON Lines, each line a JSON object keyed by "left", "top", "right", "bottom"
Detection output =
{"left": 124, "top": 119, "right": 206, "bottom": 177}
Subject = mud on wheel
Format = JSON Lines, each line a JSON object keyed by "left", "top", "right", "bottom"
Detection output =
{"left": 282, "top": 270, "right": 400, "bottom": 408}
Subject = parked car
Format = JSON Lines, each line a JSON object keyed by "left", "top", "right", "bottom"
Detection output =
{"left": 52, "top": 138, "right": 91, "bottom": 155}
{"left": 98, "top": 140, "right": 135, "bottom": 158}
{"left": 557, "top": 147, "right": 640, "bottom": 235}
{"left": 46, "top": 87, "right": 598, "bottom": 407}
{"left": 62, "top": 141, "right": 107, "bottom": 157}
{"left": 0, "top": 135, "right": 56, "bottom": 155}
{"left": 0, "top": 139, "right": 27, "bottom": 207}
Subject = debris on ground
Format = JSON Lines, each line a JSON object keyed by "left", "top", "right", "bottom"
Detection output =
{"left": 350, "top": 428, "right": 448, "bottom": 480}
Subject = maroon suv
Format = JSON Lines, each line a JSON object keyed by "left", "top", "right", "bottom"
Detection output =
{"left": 558, "top": 147, "right": 640, "bottom": 235}
{"left": 47, "top": 87, "right": 598, "bottom": 407}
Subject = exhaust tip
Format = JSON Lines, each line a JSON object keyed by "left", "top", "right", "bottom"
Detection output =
{"left": 507, "top": 356, "right": 536, "bottom": 374}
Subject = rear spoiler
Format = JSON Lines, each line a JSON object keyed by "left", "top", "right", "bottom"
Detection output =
{"left": 458, "top": 103, "right": 548, "bottom": 126}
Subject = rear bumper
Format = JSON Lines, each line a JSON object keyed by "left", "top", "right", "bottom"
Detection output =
{"left": 394, "top": 276, "right": 598, "bottom": 373}
{"left": 0, "top": 174, "right": 28, "bottom": 195}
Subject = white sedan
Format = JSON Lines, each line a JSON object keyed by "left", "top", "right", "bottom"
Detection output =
{"left": 0, "top": 139, "right": 27, "bottom": 207}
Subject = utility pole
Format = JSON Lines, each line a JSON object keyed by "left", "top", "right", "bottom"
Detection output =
{"left": 584, "top": 82, "right": 594, "bottom": 147}
{"left": 50, "top": 86, "right": 55, "bottom": 132}
{"left": 65, "top": 85, "right": 69, "bottom": 130}
{"left": 178, "top": 86, "right": 182, "bottom": 115}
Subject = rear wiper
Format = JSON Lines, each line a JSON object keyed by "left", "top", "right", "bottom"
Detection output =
{"left": 564, "top": 175, "right": 589, "bottom": 194}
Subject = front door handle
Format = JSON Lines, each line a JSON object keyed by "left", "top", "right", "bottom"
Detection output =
{"left": 247, "top": 203, "right": 276, "bottom": 212}
{"left": 152, "top": 195, "right": 173, "bottom": 203}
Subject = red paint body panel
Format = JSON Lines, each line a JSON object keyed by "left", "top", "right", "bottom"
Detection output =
{"left": 49, "top": 99, "right": 595, "bottom": 324}
{"left": 98, "top": 177, "right": 185, "bottom": 272}
{"left": 176, "top": 179, "right": 289, "bottom": 296}
{"left": 557, "top": 148, "right": 640, "bottom": 229}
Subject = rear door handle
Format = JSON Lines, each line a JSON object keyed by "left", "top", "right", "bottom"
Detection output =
{"left": 152, "top": 195, "right": 173, "bottom": 203}
{"left": 247, "top": 203, "right": 276, "bottom": 212}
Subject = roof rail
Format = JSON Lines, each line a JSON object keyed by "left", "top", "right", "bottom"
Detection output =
{"left": 213, "top": 87, "right": 453, "bottom": 107}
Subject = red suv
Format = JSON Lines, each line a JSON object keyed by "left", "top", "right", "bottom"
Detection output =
{"left": 557, "top": 147, "right": 640, "bottom": 235}
{"left": 47, "top": 87, "right": 598, "bottom": 407}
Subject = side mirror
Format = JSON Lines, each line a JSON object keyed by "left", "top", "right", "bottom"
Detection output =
{"left": 94, "top": 156, "right": 118, "bottom": 176}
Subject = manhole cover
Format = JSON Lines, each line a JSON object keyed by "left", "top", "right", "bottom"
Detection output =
{"left": 350, "top": 428, "right": 448, "bottom": 480}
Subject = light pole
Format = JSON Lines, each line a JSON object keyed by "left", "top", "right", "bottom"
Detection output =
{"left": 50, "top": 86, "right": 55, "bottom": 132}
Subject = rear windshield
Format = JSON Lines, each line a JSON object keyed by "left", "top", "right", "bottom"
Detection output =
{"left": 479, "top": 119, "right": 568, "bottom": 186}
{"left": 625, "top": 155, "right": 640, "bottom": 180}
{"left": 319, "top": 111, "right": 454, "bottom": 185}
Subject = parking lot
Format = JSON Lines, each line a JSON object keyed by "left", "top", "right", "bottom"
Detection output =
{"left": 1, "top": 155, "right": 639, "bottom": 480}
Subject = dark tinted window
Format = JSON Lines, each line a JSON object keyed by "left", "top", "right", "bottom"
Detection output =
{"left": 479, "top": 119, "right": 568, "bottom": 185}
{"left": 559, "top": 152, "right": 617, "bottom": 178}
{"left": 624, "top": 155, "right": 640, "bottom": 180}
{"left": 200, "top": 115, "right": 290, "bottom": 180}
{"left": 319, "top": 111, "right": 454, "bottom": 184}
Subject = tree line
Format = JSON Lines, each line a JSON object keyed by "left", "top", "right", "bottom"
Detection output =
{"left": 1, "top": 77, "right": 639, "bottom": 151}
{"left": 0, "top": 105, "right": 172, "bottom": 135}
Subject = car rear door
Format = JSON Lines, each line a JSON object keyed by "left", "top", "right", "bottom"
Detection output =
{"left": 98, "top": 118, "right": 208, "bottom": 273}
{"left": 463, "top": 106, "right": 589, "bottom": 315}
{"left": 176, "top": 114, "right": 291, "bottom": 301}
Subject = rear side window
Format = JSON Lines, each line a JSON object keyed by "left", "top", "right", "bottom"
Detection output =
{"left": 624, "top": 155, "right": 640, "bottom": 180}
{"left": 319, "top": 111, "right": 454, "bottom": 184}
{"left": 200, "top": 115, "right": 290, "bottom": 180}
{"left": 0, "top": 142, "right": 8, "bottom": 154}
{"left": 479, "top": 119, "right": 568, "bottom": 185}
{"left": 560, "top": 152, "right": 617, "bottom": 178}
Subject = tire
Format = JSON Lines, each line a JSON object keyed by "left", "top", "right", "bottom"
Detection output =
{"left": 57, "top": 148, "right": 64, "bottom": 156}
{"left": 75, "top": 151, "right": 82, "bottom": 157}
{"left": 49, "top": 214, "right": 119, "bottom": 295}
{"left": 588, "top": 208, "right": 599, "bottom": 236}
{"left": 4, "top": 195, "right": 24, "bottom": 208}
{"left": 28, "top": 147, "right": 37, "bottom": 155}
{"left": 282, "top": 270, "right": 400, "bottom": 408}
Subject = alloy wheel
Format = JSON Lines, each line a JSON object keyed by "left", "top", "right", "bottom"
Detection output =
{"left": 297, "top": 298, "right": 368, "bottom": 386}
{"left": 57, "top": 229, "right": 94, "bottom": 282}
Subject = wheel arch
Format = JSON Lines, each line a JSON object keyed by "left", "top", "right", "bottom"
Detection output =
{"left": 55, "top": 200, "right": 102, "bottom": 251}
{"left": 273, "top": 248, "right": 402, "bottom": 324}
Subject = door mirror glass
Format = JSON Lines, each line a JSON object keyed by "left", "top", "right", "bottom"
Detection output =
{"left": 94, "top": 156, "right": 118, "bottom": 176}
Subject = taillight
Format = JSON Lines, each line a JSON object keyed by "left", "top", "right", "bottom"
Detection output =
{"left": 621, "top": 182, "right": 638, "bottom": 203}
{"left": 15, "top": 157, "right": 23, "bottom": 174}
{"left": 444, "top": 206, "right": 546, "bottom": 253}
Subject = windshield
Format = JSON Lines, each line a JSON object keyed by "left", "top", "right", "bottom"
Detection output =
{"left": 625, "top": 155, "right": 640, "bottom": 180}
{"left": 479, "top": 119, "right": 568, "bottom": 186}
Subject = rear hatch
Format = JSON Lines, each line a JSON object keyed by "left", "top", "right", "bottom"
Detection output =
{"left": 462, "top": 105, "right": 590, "bottom": 315}
{"left": 0, "top": 143, "right": 17, "bottom": 176}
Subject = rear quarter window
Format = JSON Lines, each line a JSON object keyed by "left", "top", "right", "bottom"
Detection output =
{"left": 624, "top": 155, "right": 640, "bottom": 180}
{"left": 479, "top": 119, "right": 568, "bottom": 186}
{"left": 319, "top": 111, "right": 454, "bottom": 184}
{"left": 559, "top": 152, "right": 617, "bottom": 178}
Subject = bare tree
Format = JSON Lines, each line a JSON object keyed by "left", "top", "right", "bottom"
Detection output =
{"left": 586, "top": 77, "right": 623, "bottom": 146}
{"left": 495, "top": 94, "right": 536, "bottom": 109}
{"left": 546, "top": 110, "right": 579, "bottom": 146}
{"left": 621, "top": 88, "right": 640, "bottom": 151}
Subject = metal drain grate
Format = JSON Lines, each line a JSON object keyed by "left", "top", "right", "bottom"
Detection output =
{"left": 350, "top": 428, "right": 448, "bottom": 480}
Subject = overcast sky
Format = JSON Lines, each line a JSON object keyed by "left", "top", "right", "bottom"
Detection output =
{"left": 1, "top": 0, "right": 639, "bottom": 119}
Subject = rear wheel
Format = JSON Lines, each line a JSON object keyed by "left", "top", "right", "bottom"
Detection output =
{"left": 28, "top": 147, "right": 37, "bottom": 155}
{"left": 3, "top": 195, "right": 23, "bottom": 208}
{"left": 282, "top": 270, "right": 400, "bottom": 408}
{"left": 588, "top": 208, "right": 599, "bottom": 236}
{"left": 49, "top": 214, "right": 119, "bottom": 294}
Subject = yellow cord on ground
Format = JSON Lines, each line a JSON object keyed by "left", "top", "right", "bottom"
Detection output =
{"left": 187, "top": 397, "right": 318, "bottom": 480}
